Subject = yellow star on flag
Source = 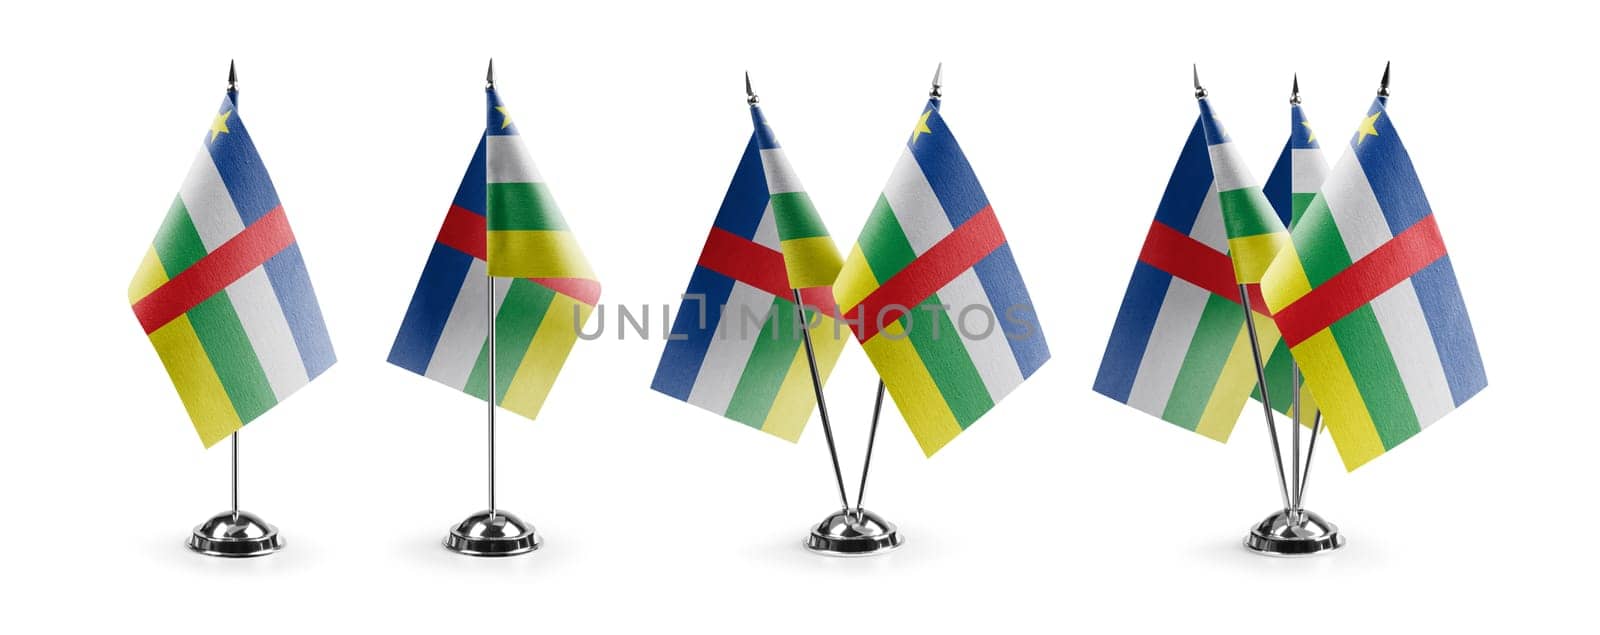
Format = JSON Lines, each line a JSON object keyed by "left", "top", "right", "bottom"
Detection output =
{"left": 209, "top": 110, "right": 232, "bottom": 143}
{"left": 1301, "top": 120, "right": 1317, "bottom": 144}
{"left": 1355, "top": 111, "right": 1381, "bottom": 145}
{"left": 910, "top": 109, "right": 933, "bottom": 144}
{"left": 495, "top": 106, "right": 513, "bottom": 130}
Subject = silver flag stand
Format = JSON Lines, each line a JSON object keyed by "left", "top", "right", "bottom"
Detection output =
{"left": 187, "top": 63, "right": 283, "bottom": 559}
{"left": 443, "top": 62, "right": 542, "bottom": 557}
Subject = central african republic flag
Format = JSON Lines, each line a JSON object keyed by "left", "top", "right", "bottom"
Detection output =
{"left": 835, "top": 97, "right": 1049, "bottom": 456}
{"left": 130, "top": 91, "right": 336, "bottom": 447}
{"left": 1262, "top": 95, "right": 1485, "bottom": 470}
{"left": 652, "top": 103, "right": 845, "bottom": 442}
{"left": 389, "top": 87, "right": 600, "bottom": 420}
{"left": 1257, "top": 99, "right": 1330, "bottom": 414}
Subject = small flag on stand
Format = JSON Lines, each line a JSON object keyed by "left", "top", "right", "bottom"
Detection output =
{"left": 1262, "top": 85, "right": 1486, "bottom": 470}
{"left": 652, "top": 90, "right": 846, "bottom": 442}
{"left": 129, "top": 90, "right": 336, "bottom": 447}
{"left": 834, "top": 90, "right": 1049, "bottom": 456}
{"left": 389, "top": 84, "right": 599, "bottom": 420}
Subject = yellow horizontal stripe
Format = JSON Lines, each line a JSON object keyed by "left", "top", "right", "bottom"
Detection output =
{"left": 760, "top": 315, "right": 847, "bottom": 442}
{"left": 129, "top": 246, "right": 168, "bottom": 303}
{"left": 832, "top": 244, "right": 878, "bottom": 311}
{"left": 1193, "top": 320, "right": 1261, "bottom": 442}
{"left": 1261, "top": 243, "right": 1313, "bottom": 313}
{"left": 1228, "top": 231, "right": 1291, "bottom": 284}
{"left": 780, "top": 236, "right": 844, "bottom": 289}
{"left": 863, "top": 321, "right": 962, "bottom": 456}
{"left": 500, "top": 294, "right": 591, "bottom": 420}
{"left": 149, "top": 315, "right": 243, "bottom": 447}
{"left": 487, "top": 230, "right": 595, "bottom": 280}
{"left": 1293, "top": 330, "right": 1385, "bottom": 471}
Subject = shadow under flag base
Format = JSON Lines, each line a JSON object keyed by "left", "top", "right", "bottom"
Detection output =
{"left": 444, "top": 510, "right": 542, "bottom": 557}
{"left": 806, "top": 508, "right": 903, "bottom": 556}
{"left": 188, "top": 510, "right": 282, "bottom": 557}
{"left": 1244, "top": 509, "right": 1345, "bottom": 556}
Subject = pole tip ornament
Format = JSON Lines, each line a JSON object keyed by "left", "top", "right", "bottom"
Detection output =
{"left": 227, "top": 60, "right": 238, "bottom": 94}
{"left": 929, "top": 62, "right": 943, "bottom": 99}
{"left": 486, "top": 59, "right": 495, "bottom": 90}
{"left": 745, "top": 71, "right": 758, "bottom": 105}
{"left": 1378, "top": 61, "right": 1391, "bottom": 97}
{"left": 1291, "top": 73, "right": 1301, "bottom": 105}
{"left": 1192, "top": 64, "right": 1206, "bottom": 99}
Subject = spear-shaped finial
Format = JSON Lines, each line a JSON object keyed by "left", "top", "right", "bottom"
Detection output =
{"left": 929, "top": 62, "right": 943, "bottom": 99}
{"left": 1290, "top": 73, "right": 1301, "bottom": 105}
{"left": 1377, "top": 61, "right": 1391, "bottom": 97}
{"left": 1192, "top": 64, "right": 1206, "bottom": 99}
{"left": 745, "top": 71, "right": 758, "bottom": 105}
{"left": 486, "top": 59, "right": 496, "bottom": 90}
{"left": 227, "top": 59, "right": 238, "bottom": 94}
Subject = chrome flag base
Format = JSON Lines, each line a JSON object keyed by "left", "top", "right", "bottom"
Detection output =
{"left": 805, "top": 508, "right": 903, "bottom": 556}
{"left": 1244, "top": 509, "right": 1345, "bottom": 557}
{"left": 188, "top": 510, "right": 282, "bottom": 558}
{"left": 443, "top": 509, "right": 542, "bottom": 557}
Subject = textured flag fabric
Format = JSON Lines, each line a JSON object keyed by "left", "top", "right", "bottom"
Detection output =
{"left": 388, "top": 89, "right": 600, "bottom": 421}
{"left": 1093, "top": 118, "right": 1281, "bottom": 440}
{"left": 484, "top": 90, "right": 596, "bottom": 281}
{"left": 1257, "top": 101, "right": 1330, "bottom": 415}
{"left": 129, "top": 93, "right": 336, "bottom": 447}
{"left": 1262, "top": 97, "right": 1486, "bottom": 470}
{"left": 834, "top": 98, "right": 1049, "bottom": 456}
{"left": 651, "top": 104, "right": 846, "bottom": 442}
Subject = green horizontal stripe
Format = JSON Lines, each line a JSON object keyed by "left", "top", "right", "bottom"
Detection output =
{"left": 1290, "top": 195, "right": 1354, "bottom": 288}
{"left": 155, "top": 196, "right": 207, "bottom": 274}
{"left": 1253, "top": 341, "right": 1298, "bottom": 416}
{"left": 725, "top": 296, "right": 803, "bottom": 426}
{"left": 859, "top": 195, "right": 917, "bottom": 282}
{"left": 188, "top": 293, "right": 276, "bottom": 423}
{"left": 771, "top": 192, "right": 830, "bottom": 241}
{"left": 1331, "top": 306, "right": 1420, "bottom": 449}
{"left": 1218, "top": 187, "right": 1285, "bottom": 240}
{"left": 1288, "top": 192, "right": 1318, "bottom": 229}
{"left": 487, "top": 182, "right": 566, "bottom": 231}
{"left": 904, "top": 294, "right": 993, "bottom": 428}
{"left": 1162, "top": 292, "right": 1243, "bottom": 429}
{"left": 464, "top": 279, "right": 557, "bottom": 402}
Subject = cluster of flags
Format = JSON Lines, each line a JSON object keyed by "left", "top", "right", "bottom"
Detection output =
{"left": 1096, "top": 73, "right": 1485, "bottom": 470}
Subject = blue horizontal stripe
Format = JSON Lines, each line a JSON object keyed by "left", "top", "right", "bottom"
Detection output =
{"left": 389, "top": 242, "right": 474, "bottom": 374}
{"left": 1152, "top": 120, "right": 1212, "bottom": 234}
{"left": 261, "top": 242, "right": 336, "bottom": 379}
{"left": 651, "top": 266, "right": 737, "bottom": 400}
{"left": 1409, "top": 254, "right": 1487, "bottom": 407}
{"left": 1197, "top": 98, "right": 1230, "bottom": 145}
{"left": 486, "top": 89, "right": 519, "bottom": 136}
{"left": 970, "top": 242, "right": 1049, "bottom": 378}
{"left": 1353, "top": 99, "right": 1432, "bottom": 236}
{"left": 452, "top": 136, "right": 488, "bottom": 215}
{"left": 207, "top": 94, "right": 280, "bottom": 225}
{"left": 751, "top": 105, "right": 781, "bottom": 150}
{"left": 908, "top": 100, "right": 989, "bottom": 228}
{"left": 711, "top": 136, "right": 769, "bottom": 240}
{"left": 1263, "top": 140, "right": 1293, "bottom": 227}
{"left": 1094, "top": 261, "right": 1173, "bottom": 403}
{"left": 1290, "top": 103, "right": 1320, "bottom": 149}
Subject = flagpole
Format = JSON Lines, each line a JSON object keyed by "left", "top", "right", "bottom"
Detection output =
{"left": 855, "top": 382, "right": 886, "bottom": 517}
{"left": 186, "top": 61, "right": 281, "bottom": 557}
{"left": 443, "top": 59, "right": 541, "bottom": 556}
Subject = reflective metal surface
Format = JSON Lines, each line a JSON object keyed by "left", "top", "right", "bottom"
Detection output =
{"left": 187, "top": 510, "right": 282, "bottom": 558}
{"left": 805, "top": 508, "right": 903, "bottom": 557}
{"left": 443, "top": 510, "right": 542, "bottom": 557}
{"left": 1244, "top": 509, "right": 1346, "bottom": 557}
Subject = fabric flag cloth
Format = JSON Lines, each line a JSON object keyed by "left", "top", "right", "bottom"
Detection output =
{"left": 389, "top": 88, "right": 600, "bottom": 421}
{"left": 129, "top": 92, "right": 336, "bottom": 447}
{"left": 834, "top": 98, "right": 1049, "bottom": 456}
{"left": 1094, "top": 112, "right": 1278, "bottom": 441}
{"left": 1254, "top": 101, "right": 1330, "bottom": 415}
{"left": 1261, "top": 96, "right": 1486, "bottom": 470}
{"left": 651, "top": 104, "right": 846, "bottom": 442}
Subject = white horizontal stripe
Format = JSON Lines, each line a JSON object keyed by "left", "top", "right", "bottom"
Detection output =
{"left": 752, "top": 201, "right": 780, "bottom": 251}
{"left": 1188, "top": 182, "right": 1229, "bottom": 253}
{"left": 425, "top": 259, "right": 509, "bottom": 390}
{"left": 225, "top": 266, "right": 309, "bottom": 400}
{"left": 1207, "top": 141, "right": 1256, "bottom": 193}
{"left": 760, "top": 148, "right": 804, "bottom": 195}
{"left": 1368, "top": 279, "right": 1455, "bottom": 429}
{"left": 1321, "top": 149, "right": 1391, "bottom": 260}
{"left": 936, "top": 269, "right": 1024, "bottom": 402}
{"left": 179, "top": 147, "right": 246, "bottom": 250}
{"left": 1290, "top": 148, "right": 1329, "bottom": 195}
{"left": 881, "top": 146, "right": 953, "bottom": 255}
{"left": 486, "top": 135, "right": 543, "bottom": 184}
{"left": 1125, "top": 278, "right": 1210, "bottom": 417}
{"left": 686, "top": 282, "right": 776, "bottom": 415}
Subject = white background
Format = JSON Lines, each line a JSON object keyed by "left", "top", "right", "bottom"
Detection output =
{"left": 1, "top": 0, "right": 1591, "bottom": 631}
